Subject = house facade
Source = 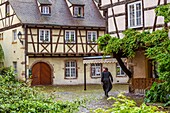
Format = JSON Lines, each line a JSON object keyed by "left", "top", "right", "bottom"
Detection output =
{"left": 0, "top": 0, "right": 128, "bottom": 85}
{"left": 97, "top": 0, "right": 169, "bottom": 80}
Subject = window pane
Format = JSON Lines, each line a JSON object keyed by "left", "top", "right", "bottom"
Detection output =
{"left": 65, "top": 32, "right": 69, "bottom": 42}
{"left": 95, "top": 66, "right": 101, "bottom": 76}
{"left": 13, "top": 62, "right": 17, "bottom": 73}
{"left": 92, "top": 32, "right": 96, "bottom": 42}
{"left": 88, "top": 32, "right": 91, "bottom": 42}
{"left": 65, "top": 61, "right": 77, "bottom": 78}
{"left": 128, "top": 2, "right": 142, "bottom": 27}
{"left": 121, "top": 69, "right": 125, "bottom": 75}
{"left": 74, "top": 7, "right": 79, "bottom": 16}
{"left": 71, "top": 68, "right": 76, "bottom": 77}
{"left": 71, "top": 62, "right": 75, "bottom": 67}
{"left": 65, "top": 68, "right": 70, "bottom": 77}
{"left": 13, "top": 30, "right": 17, "bottom": 41}
{"left": 71, "top": 32, "right": 75, "bottom": 42}
{"left": 91, "top": 63, "right": 101, "bottom": 77}
{"left": 65, "top": 31, "right": 75, "bottom": 42}
{"left": 45, "top": 30, "right": 49, "bottom": 41}
{"left": 65, "top": 62, "right": 70, "bottom": 67}
{"left": 92, "top": 67, "right": 95, "bottom": 76}
{"left": 129, "top": 5, "right": 135, "bottom": 27}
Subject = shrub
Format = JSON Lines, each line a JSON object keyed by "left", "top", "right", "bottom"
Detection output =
{"left": 93, "top": 94, "right": 167, "bottom": 113}
{"left": 0, "top": 67, "right": 80, "bottom": 113}
{"left": 145, "top": 82, "right": 170, "bottom": 106}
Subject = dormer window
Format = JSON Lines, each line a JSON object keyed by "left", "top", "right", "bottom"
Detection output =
{"left": 37, "top": 0, "right": 52, "bottom": 15}
{"left": 67, "top": 0, "right": 85, "bottom": 18}
{"left": 41, "top": 6, "right": 50, "bottom": 15}
{"left": 73, "top": 6, "right": 84, "bottom": 18}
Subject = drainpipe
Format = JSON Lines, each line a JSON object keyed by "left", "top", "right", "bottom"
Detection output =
{"left": 24, "top": 25, "right": 28, "bottom": 82}
{"left": 84, "top": 64, "right": 87, "bottom": 90}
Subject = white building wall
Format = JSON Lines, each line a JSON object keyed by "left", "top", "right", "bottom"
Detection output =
{"left": 29, "top": 58, "right": 128, "bottom": 85}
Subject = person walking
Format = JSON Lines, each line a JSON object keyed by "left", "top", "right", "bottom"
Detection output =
{"left": 101, "top": 67, "right": 113, "bottom": 97}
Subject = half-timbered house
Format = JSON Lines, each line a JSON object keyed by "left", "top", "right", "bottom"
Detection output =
{"left": 0, "top": 0, "right": 129, "bottom": 85}
{"left": 98, "top": 0, "right": 169, "bottom": 91}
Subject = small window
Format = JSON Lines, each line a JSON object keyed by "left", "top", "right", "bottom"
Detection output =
{"left": 0, "top": 33, "right": 3, "bottom": 40}
{"left": 39, "top": 29, "right": 50, "bottom": 42}
{"left": 41, "top": 6, "right": 50, "bottom": 15}
{"left": 87, "top": 31, "right": 97, "bottom": 43}
{"left": 65, "top": 30, "right": 76, "bottom": 43}
{"left": 116, "top": 63, "right": 125, "bottom": 77}
{"left": 91, "top": 63, "right": 102, "bottom": 78}
{"left": 6, "top": 3, "right": 10, "bottom": 16}
{"left": 65, "top": 61, "right": 77, "bottom": 79}
{"left": 13, "top": 62, "right": 17, "bottom": 74}
{"left": 128, "top": 1, "right": 142, "bottom": 28}
{"left": 74, "top": 6, "right": 84, "bottom": 17}
{"left": 12, "top": 30, "right": 17, "bottom": 42}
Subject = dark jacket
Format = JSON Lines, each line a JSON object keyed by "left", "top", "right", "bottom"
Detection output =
{"left": 101, "top": 71, "right": 113, "bottom": 83}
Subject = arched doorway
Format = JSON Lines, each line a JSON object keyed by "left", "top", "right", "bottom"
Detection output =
{"left": 31, "top": 62, "right": 52, "bottom": 86}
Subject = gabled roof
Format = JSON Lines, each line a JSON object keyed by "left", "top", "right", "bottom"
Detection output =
{"left": 68, "top": 0, "right": 84, "bottom": 5}
{"left": 37, "top": 0, "right": 52, "bottom": 5}
{"left": 8, "top": 0, "right": 105, "bottom": 28}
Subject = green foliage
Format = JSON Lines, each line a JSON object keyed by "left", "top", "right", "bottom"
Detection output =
{"left": 97, "top": 29, "right": 170, "bottom": 105}
{"left": 0, "top": 67, "right": 16, "bottom": 81}
{"left": 155, "top": 3, "right": 170, "bottom": 23}
{"left": 0, "top": 67, "right": 80, "bottom": 113}
{"left": 145, "top": 82, "right": 170, "bottom": 106}
{"left": 93, "top": 94, "right": 166, "bottom": 113}
{"left": 97, "top": 3, "right": 170, "bottom": 108}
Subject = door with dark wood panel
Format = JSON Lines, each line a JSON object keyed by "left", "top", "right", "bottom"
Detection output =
{"left": 31, "top": 62, "right": 52, "bottom": 86}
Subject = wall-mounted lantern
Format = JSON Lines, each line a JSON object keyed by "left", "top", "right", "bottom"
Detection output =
{"left": 17, "top": 31, "right": 24, "bottom": 45}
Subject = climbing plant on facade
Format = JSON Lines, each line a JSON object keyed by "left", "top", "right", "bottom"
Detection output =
{"left": 97, "top": 4, "right": 170, "bottom": 105}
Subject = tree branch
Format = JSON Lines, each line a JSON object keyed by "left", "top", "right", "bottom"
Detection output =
{"left": 113, "top": 53, "right": 132, "bottom": 78}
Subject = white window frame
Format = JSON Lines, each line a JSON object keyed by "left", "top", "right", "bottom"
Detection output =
{"left": 128, "top": 1, "right": 143, "bottom": 28}
{"left": 65, "top": 30, "right": 76, "bottom": 43}
{"left": 65, "top": 61, "right": 77, "bottom": 79}
{"left": 12, "top": 30, "right": 17, "bottom": 42}
{"left": 13, "top": 61, "right": 17, "bottom": 74}
{"left": 42, "top": 6, "right": 50, "bottom": 14}
{"left": 39, "top": 29, "right": 50, "bottom": 43}
{"left": 116, "top": 63, "right": 126, "bottom": 77}
{"left": 91, "top": 63, "right": 102, "bottom": 78}
{"left": 87, "top": 31, "right": 97, "bottom": 43}
{"left": 74, "top": 6, "right": 83, "bottom": 17}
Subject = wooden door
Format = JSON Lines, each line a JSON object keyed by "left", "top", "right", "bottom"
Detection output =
{"left": 31, "top": 62, "right": 52, "bottom": 86}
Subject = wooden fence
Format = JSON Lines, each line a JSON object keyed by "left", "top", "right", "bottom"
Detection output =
{"left": 131, "top": 78, "right": 162, "bottom": 94}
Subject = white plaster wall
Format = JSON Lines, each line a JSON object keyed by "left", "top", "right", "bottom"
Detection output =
{"left": 0, "top": 2, "right": 21, "bottom": 29}
{"left": 0, "top": 27, "right": 25, "bottom": 80}
{"left": 106, "top": 0, "right": 167, "bottom": 35}
{"left": 29, "top": 58, "right": 128, "bottom": 85}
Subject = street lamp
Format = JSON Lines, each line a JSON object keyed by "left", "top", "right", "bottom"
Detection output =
{"left": 17, "top": 31, "right": 24, "bottom": 45}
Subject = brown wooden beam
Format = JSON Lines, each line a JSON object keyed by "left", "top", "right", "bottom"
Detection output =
{"left": 153, "top": 0, "right": 161, "bottom": 31}
{"left": 0, "top": 23, "right": 22, "bottom": 32}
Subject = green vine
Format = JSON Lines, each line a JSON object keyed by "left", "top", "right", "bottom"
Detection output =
{"left": 97, "top": 3, "right": 170, "bottom": 106}
{"left": 155, "top": 3, "right": 170, "bottom": 23}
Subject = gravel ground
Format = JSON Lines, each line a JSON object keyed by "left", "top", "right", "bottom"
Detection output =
{"left": 35, "top": 84, "right": 144, "bottom": 113}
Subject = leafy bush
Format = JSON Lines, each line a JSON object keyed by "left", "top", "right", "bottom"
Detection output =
{"left": 145, "top": 82, "right": 170, "bottom": 106}
{"left": 93, "top": 94, "right": 166, "bottom": 113}
{"left": 0, "top": 67, "right": 80, "bottom": 113}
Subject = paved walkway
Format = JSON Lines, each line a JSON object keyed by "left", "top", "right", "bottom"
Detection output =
{"left": 38, "top": 84, "right": 139, "bottom": 113}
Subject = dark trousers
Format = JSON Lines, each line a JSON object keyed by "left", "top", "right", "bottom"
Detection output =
{"left": 102, "top": 80, "right": 112, "bottom": 97}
